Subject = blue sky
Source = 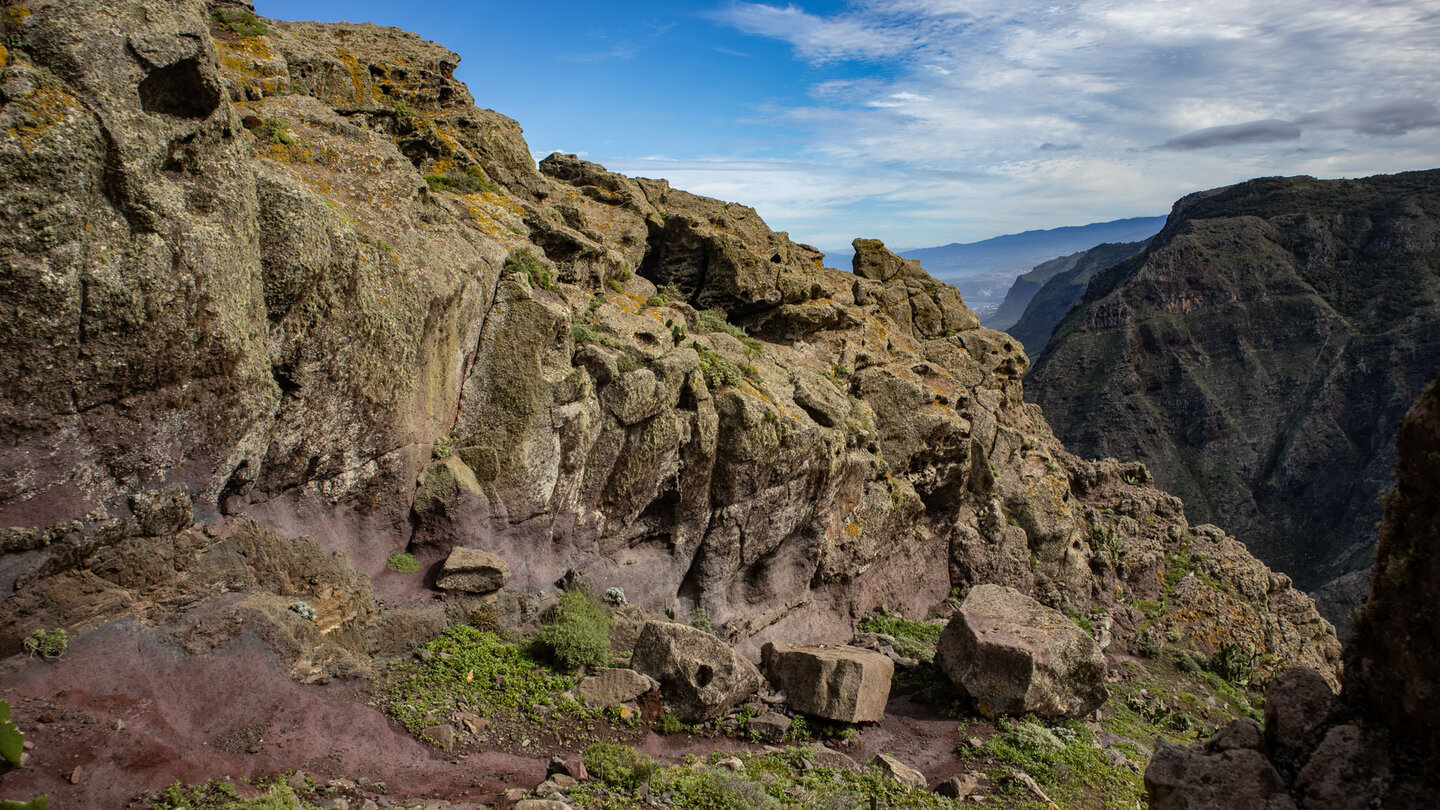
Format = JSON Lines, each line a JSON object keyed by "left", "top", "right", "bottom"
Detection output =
{"left": 256, "top": 1, "right": 1440, "bottom": 254}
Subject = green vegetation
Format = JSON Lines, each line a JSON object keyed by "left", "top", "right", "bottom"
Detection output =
{"left": 432, "top": 435, "right": 456, "bottom": 459}
{"left": 505, "top": 247, "right": 553, "bottom": 291}
{"left": 256, "top": 117, "right": 292, "bottom": 146}
{"left": 1208, "top": 641, "right": 1258, "bottom": 687}
{"left": 958, "top": 718, "right": 1143, "bottom": 808}
{"left": 857, "top": 608, "right": 942, "bottom": 663}
{"left": 648, "top": 283, "right": 685, "bottom": 305}
{"left": 424, "top": 164, "right": 497, "bottom": 194}
{"left": 569, "top": 748, "right": 967, "bottom": 809}
{"left": 386, "top": 553, "right": 419, "bottom": 573}
{"left": 210, "top": 8, "right": 269, "bottom": 38}
{"left": 382, "top": 626, "right": 580, "bottom": 734}
{"left": 688, "top": 607, "right": 713, "bottom": 632}
{"left": 695, "top": 309, "right": 763, "bottom": 356}
{"left": 22, "top": 628, "right": 66, "bottom": 659}
{"left": 389, "top": 96, "right": 415, "bottom": 128}
{"left": 2, "top": 699, "right": 47, "bottom": 809}
{"left": 608, "top": 279, "right": 624, "bottom": 293}
{"left": 654, "top": 712, "right": 691, "bottom": 735}
{"left": 149, "top": 778, "right": 315, "bottom": 810}
{"left": 538, "top": 590, "right": 614, "bottom": 670}
{"left": 693, "top": 343, "right": 747, "bottom": 390}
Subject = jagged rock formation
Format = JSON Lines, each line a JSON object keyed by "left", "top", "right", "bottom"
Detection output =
{"left": 1025, "top": 173, "right": 1440, "bottom": 628}
{"left": 0, "top": 0, "right": 1338, "bottom": 718}
{"left": 1147, "top": 374, "right": 1440, "bottom": 808}
{"left": 1001, "top": 240, "right": 1150, "bottom": 355}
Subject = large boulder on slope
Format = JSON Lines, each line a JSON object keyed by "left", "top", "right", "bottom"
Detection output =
{"left": 936, "top": 584, "right": 1106, "bottom": 718}
{"left": 435, "top": 547, "right": 510, "bottom": 593}
{"left": 761, "top": 641, "right": 894, "bottom": 723}
{"left": 630, "top": 621, "right": 760, "bottom": 723}
{"left": 1146, "top": 719, "right": 1296, "bottom": 810}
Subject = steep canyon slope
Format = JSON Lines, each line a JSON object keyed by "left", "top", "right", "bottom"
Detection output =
{"left": 1025, "top": 172, "right": 1440, "bottom": 628}
{"left": 0, "top": 0, "right": 1340, "bottom": 802}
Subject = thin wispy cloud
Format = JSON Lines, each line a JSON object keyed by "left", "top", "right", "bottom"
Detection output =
{"left": 707, "top": 0, "right": 1440, "bottom": 247}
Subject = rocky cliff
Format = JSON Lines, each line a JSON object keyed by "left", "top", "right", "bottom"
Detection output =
{"left": 1001, "top": 239, "right": 1150, "bottom": 355}
{"left": 1147, "top": 373, "right": 1440, "bottom": 808}
{"left": 0, "top": 1, "right": 1342, "bottom": 803}
{"left": 1025, "top": 172, "right": 1440, "bottom": 628}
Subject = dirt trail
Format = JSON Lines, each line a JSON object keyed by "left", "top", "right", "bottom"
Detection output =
{"left": 1, "top": 624, "right": 975, "bottom": 806}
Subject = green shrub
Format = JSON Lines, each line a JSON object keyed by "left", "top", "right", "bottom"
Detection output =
{"left": 655, "top": 712, "right": 689, "bottom": 735}
{"left": 383, "top": 626, "right": 577, "bottom": 733}
{"left": 856, "top": 608, "right": 942, "bottom": 663}
{"left": 210, "top": 8, "right": 268, "bottom": 38}
{"left": 256, "top": 117, "right": 292, "bottom": 145}
{"left": 505, "top": 248, "right": 553, "bottom": 291}
{"left": 386, "top": 553, "right": 419, "bottom": 573}
{"left": 424, "top": 164, "right": 497, "bottom": 194}
{"left": 608, "top": 279, "right": 624, "bottom": 293}
{"left": 645, "top": 295, "right": 666, "bottom": 307}
{"left": 432, "top": 435, "right": 456, "bottom": 459}
{"left": 539, "top": 590, "right": 613, "bottom": 670}
{"left": 148, "top": 777, "right": 309, "bottom": 810}
{"left": 22, "top": 628, "right": 66, "bottom": 659}
{"left": 696, "top": 309, "right": 762, "bottom": 355}
{"left": 583, "top": 743, "right": 659, "bottom": 790}
{"left": 689, "top": 607, "right": 712, "bottom": 632}
{"left": 1208, "top": 641, "right": 1258, "bottom": 687}
{"left": 693, "top": 343, "right": 744, "bottom": 390}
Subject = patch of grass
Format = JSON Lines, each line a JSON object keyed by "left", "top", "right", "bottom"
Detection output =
{"left": 654, "top": 712, "right": 691, "bottom": 735}
{"left": 424, "top": 164, "right": 497, "bottom": 194}
{"left": 856, "top": 608, "right": 942, "bottom": 664}
{"left": 539, "top": 590, "right": 614, "bottom": 671}
{"left": 210, "top": 8, "right": 269, "bottom": 38}
{"left": 1062, "top": 605, "right": 1095, "bottom": 635}
{"left": 382, "top": 626, "right": 580, "bottom": 734}
{"left": 958, "top": 719, "right": 1143, "bottom": 808}
{"left": 386, "top": 553, "right": 419, "bottom": 573}
{"left": 148, "top": 777, "right": 316, "bottom": 810}
{"left": 505, "top": 247, "right": 553, "bottom": 291}
{"left": 256, "top": 117, "right": 292, "bottom": 145}
{"left": 584, "top": 743, "right": 661, "bottom": 791}
{"left": 22, "top": 628, "right": 66, "bottom": 659}
{"left": 569, "top": 749, "right": 964, "bottom": 810}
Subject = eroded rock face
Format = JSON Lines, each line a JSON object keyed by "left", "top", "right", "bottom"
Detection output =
{"left": 936, "top": 584, "right": 1106, "bottom": 719}
{"left": 1346, "top": 375, "right": 1440, "bottom": 766}
{"left": 630, "top": 621, "right": 761, "bottom": 723}
{"left": 1026, "top": 173, "right": 1440, "bottom": 627}
{"left": 0, "top": 0, "right": 1338, "bottom": 701}
{"left": 761, "top": 641, "right": 894, "bottom": 723}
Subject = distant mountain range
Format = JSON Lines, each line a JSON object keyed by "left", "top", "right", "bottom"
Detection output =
{"left": 895, "top": 216, "right": 1167, "bottom": 317}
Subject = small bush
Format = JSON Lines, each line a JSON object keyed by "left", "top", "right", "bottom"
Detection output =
{"left": 22, "top": 628, "right": 66, "bottom": 659}
{"left": 696, "top": 309, "right": 762, "bottom": 355}
{"left": 608, "top": 279, "right": 624, "bottom": 293}
{"left": 539, "top": 590, "right": 613, "bottom": 670}
{"left": 1209, "top": 641, "right": 1258, "bottom": 687}
{"left": 432, "top": 435, "right": 456, "bottom": 459}
{"left": 386, "top": 553, "right": 420, "bottom": 573}
{"left": 604, "top": 586, "right": 627, "bottom": 605}
{"left": 689, "top": 607, "right": 712, "bottom": 632}
{"left": 210, "top": 8, "right": 268, "bottom": 38}
{"left": 469, "top": 602, "right": 509, "bottom": 639}
{"left": 424, "top": 164, "right": 497, "bottom": 194}
{"left": 693, "top": 343, "right": 744, "bottom": 390}
{"left": 655, "top": 712, "right": 688, "bottom": 735}
{"left": 256, "top": 117, "right": 292, "bottom": 145}
{"left": 505, "top": 248, "right": 553, "bottom": 291}
{"left": 584, "top": 743, "right": 659, "bottom": 790}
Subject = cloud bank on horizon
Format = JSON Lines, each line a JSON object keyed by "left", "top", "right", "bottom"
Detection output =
{"left": 607, "top": 0, "right": 1440, "bottom": 250}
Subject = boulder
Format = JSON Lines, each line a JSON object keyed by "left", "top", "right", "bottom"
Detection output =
{"left": 1294, "top": 725, "right": 1392, "bottom": 810}
{"left": 746, "top": 711, "right": 791, "bottom": 743}
{"left": 1145, "top": 719, "right": 1296, "bottom": 810}
{"left": 935, "top": 584, "right": 1107, "bottom": 718}
{"left": 935, "top": 773, "right": 980, "bottom": 799}
{"left": 870, "top": 753, "right": 926, "bottom": 790}
{"left": 576, "top": 668, "right": 659, "bottom": 707}
{"left": 630, "top": 622, "right": 761, "bottom": 723}
{"left": 806, "top": 745, "right": 858, "bottom": 771}
{"left": 1263, "top": 666, "right": 1344, "bottom": 780}
{"left": 435, "top": 547, "right": 510, "bottom": 593}
{"left": 761, "top": 641, "right": 894, "bottom": 723}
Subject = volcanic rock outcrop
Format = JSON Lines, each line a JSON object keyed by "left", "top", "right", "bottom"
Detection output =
{"left": 1025, "top": 172, "right": 1440, "bottom": 629}
{"left": 1146, "top": 374, "right": 1440, "bottom": 808}
{"left": 0, "top": 2, "right": 1343, "bottom": 802}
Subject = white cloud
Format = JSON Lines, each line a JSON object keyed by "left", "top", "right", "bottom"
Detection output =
{"left": 704, "top": 0, "right": 1440, "bottom": 244}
